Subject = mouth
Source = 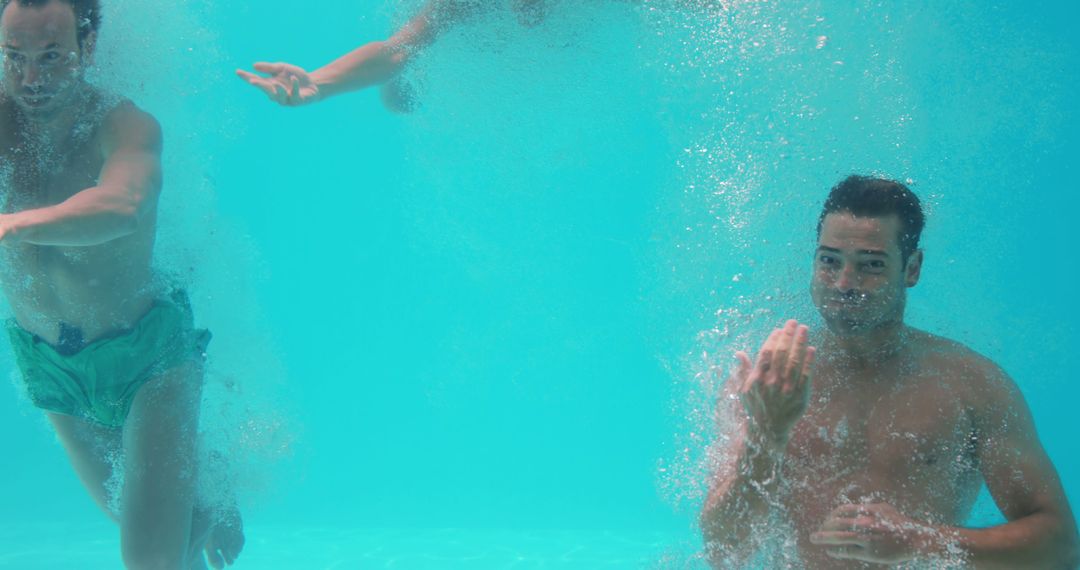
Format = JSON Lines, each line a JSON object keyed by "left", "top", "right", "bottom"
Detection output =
{"left": 20, "top": 94, "right": 54, "bottom": 108}
{"left": 823, "top": 297, "right": 868, "bottom": 311}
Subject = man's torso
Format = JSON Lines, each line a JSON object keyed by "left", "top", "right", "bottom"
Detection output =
{"left": 779, "top": 331, "right": 987, "bottom": 568}
{"left": 0, "top": 93, "right": 158, "bottom": 345}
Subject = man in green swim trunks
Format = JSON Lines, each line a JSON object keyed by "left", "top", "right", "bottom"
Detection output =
{"left": 0, "top": 1, "right": 242, "bottom": 568}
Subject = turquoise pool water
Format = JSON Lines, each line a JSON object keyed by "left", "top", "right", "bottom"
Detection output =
{"left": 2, "top": 1, "right": 1077, "bottom": 568}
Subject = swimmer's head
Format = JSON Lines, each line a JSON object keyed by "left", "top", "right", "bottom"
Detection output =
{"left": 810, "top": 176, "right": 925, "bottom": 336}
{"left": 0, "top": 0, "right": 100, "bottom": 122}
{"left": 816, "top": 175, "right": 924, "bottom": 263}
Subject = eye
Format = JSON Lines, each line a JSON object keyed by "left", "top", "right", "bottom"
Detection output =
{"left": 861, "top": 260, "right": 886, "bottom": 272}
{"left": 816, "top": 254, "right": 842, "bottom": 270}
{"left": 43, "top": 51, "right": 61, "bottom": 62}
{"left": 4, "top": 51, "right": 26, "bottom": 63}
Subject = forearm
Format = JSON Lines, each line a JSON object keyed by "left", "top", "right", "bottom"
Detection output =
{"left": 1, "top": 188, "right": 139, "bottom": 246}
{"left": 701, "top": 439, "right": 787, "bottom": 565}
{"left": 309, "top": 41, "right": 408, "bottom": 100}
{"left": 929, "top": 512, "right": 1080, "bottom": 569}
{"left": 310, "top": 0, "right": 479, "bottom": 100}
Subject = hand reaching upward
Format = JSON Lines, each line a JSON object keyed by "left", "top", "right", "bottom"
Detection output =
{"left": 735, "top": 320, "right": 817, "bottom": 449}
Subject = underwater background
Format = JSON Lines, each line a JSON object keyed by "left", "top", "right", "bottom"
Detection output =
{"left": 1, "top": 1, "right": 1077, "bottom": 567}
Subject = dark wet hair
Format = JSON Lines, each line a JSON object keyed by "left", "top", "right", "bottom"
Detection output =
{"left": 817, "top": 175, "right": 925, "bottom": 262}
{"left": 1, "top": 0, "right": 101, "bottom": 48}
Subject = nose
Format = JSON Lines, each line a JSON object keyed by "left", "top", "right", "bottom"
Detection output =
{"left": 21, "top": 62, "right": 43, "bottom": 88}
{"left": 834, "top": 264, "right": 858, "bottom": 291}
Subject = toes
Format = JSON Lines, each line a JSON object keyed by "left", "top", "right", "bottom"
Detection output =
{"left": 205, "top": 547, "right": 225, "bottom": 569}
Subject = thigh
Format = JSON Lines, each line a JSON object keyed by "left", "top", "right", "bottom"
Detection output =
{"left": 47, "top": 412, "right": 123, "bottom": 519}
{"left": 119, "top": 360, "right": 204, "bottom": 567}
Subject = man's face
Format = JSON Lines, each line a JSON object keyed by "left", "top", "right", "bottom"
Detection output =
{"left": 810, "top": 212, "right": 922, "bottom": 336}
{"left": 0, "top": 0, "right": 90, "bottom": 122}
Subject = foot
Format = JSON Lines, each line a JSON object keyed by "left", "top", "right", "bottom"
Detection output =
{"left": 191, "top": 503, "right": 245, "bottom": 569}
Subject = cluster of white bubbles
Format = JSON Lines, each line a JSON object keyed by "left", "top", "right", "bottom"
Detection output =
{"left": 636, "top": 3, "right": 962, "bottom": 567}
{"left": 639, "top": 0, "right": 821, "bottom": 509}
{"left": 642, "top": 0, "right": 1075, "bottom": 565}
{"left": 88, "top": 0, "right": 297, "bottom": 516}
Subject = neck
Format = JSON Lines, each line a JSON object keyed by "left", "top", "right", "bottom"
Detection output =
{"left": 823, "top": 318, "right": 909, "bottom": 368}
{"left": 15, "top": 84, "right": 91, "bottom": 145}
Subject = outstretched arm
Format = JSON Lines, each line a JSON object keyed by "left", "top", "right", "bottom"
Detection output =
{"left": 0, "top": 104, "right": 162, "bottom": 247}
{"left": 236, "top": 0, "right": 482, "bottom": 108}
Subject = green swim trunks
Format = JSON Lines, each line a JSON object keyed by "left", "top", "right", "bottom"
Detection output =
{"left": 6, "top": 290, "right": 211, "bottom": 428}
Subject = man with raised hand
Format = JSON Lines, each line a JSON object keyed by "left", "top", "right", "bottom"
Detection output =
{"left": 236, "top": 0, "right": 553, "bottom": 111}
{"left": 701, "top": 175, "right": 1079, "bottom": 568}
{"left": 0, "top": 0, "right": 242, "bottom": 567}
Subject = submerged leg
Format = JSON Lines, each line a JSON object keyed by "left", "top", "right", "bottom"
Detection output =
{"left": 47, "top": 412, "right": 123, "bottom": 519}
{"left": 46, "top": 368, "right": 243, "bottom": 568}
{"left": 119, "top": 361, "right": 202, "bottom": 570}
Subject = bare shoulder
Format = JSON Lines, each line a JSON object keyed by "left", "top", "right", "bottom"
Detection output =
{"left": 909, "top": 328, "right": 1002, "bottom": 375}
{"left": 909, "top": 328, "right": 1022, "bottom": 416}
{"left": 99, "top": 98, "right": 162, "bottom": 155}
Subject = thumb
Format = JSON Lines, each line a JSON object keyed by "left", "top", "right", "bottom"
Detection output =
{"left": 734, "top": 351, "right": 752, "bottom": 386}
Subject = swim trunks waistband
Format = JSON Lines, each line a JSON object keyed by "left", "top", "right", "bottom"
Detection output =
{"left": 6, "top": 289, "right": 211, "bottom": 428}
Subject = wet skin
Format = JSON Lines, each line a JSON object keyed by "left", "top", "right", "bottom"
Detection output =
{"left": 701, "top": 212, "right": 1078, "bottom": 568}
{"left": 0, "top": 1, "right": 242, "bottom": 568}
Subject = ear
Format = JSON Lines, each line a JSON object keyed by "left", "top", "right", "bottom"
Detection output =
{"left": 904, "top": 250, "right": 923, "bottom": 287}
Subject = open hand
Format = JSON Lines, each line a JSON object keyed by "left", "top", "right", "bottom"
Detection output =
{"left": 734, "top": 320, "right": 816, "bottom": 447}
{"left": 810, "top": 503, "right": 941, "bottom": 564}
{"left": 236, "top": 62, "right": 321, "bottom": 106}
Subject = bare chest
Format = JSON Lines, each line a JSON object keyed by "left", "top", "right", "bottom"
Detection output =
{"left": 0, "top": 133, "right": 101, "bottom": 212}
{"left": 0, "top": 129, "right": 149, "bottom": 323}
{"left": 783, "top": 378, "right": 980, "bottom": 522}
{"left": 0, "top": 127, "right": 106, "bottom": 256}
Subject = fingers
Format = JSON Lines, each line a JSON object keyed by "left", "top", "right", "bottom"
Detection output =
{"left": 269, "top": 83, "right": 286, "bottom": 105}
{"left": 733, "top": 351, "right": 752, "bottom": 390}
{"left": 252, "top": 61, "right": 284, "bottom": 74}
{"left": 771, "top": 320, "right": 798, "bottom": 385}
{"left": 786, "top": 324, "right": 809, "bottom": 383}
{"left": 236, "top": 67, "right": 293, "bottom": 103}
{"left": 799, "top": 346, "right": 817, "bottom": 391}
{"left": 237, "top": 72, "right": 279, "bottom": 99}
{"left": 829, "top": 503, "right": 874, "bottom": 518}
{"left": 809, "top": 531, "right": 866, "bottom": 546}
{"left": 235, "top": 69, "right": 260, "bottom": 83}
{"left": 290, "top": 75, "right": 301, "bottom": 104}
{"left": 240, "top": 65, "right": 308, "bottom": 106}
{"left": 744, "top": 320, "right": 816, "bottom": 394}
{"left": 819, "top": 515, "right": 877, "bottom": 533}
{"left": 205, "top": 546, "right": 225, "bottom": 569}
{"left": 753, "top": 329, "right": 782, "bottom": 378}
{"left": 825, "top": 546, "right": 869, "bottom": 560}
{"left": 821, "top": 504, "right": 878, "bottom": 529}
{"left": 235, "top": 69, "right": 271, "bottom": 92}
